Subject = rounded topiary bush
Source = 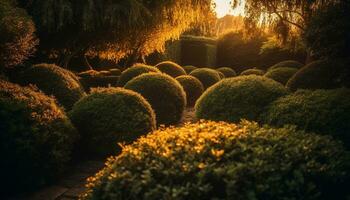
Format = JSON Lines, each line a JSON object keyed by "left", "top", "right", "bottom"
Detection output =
{"left": 183, "top": 65, "right": 197, "bottom": 74}
{"left": 109, "top": 69, "right": 122, "bottom": 76}
{"left": 68, "top": 87, "right": 156, "bottom": 156}
{"left": 195, "top": 75, "right": 288, "bottom": 122}
{"left": 155, "top": 61, "right": 186, "bottom": 78}
{"left": 189, "top": 68, "right": 221, "bottom": 89}
{"left": 78, "top": 70, "right": 100, "bottom": 78}
{"left": 81, "top": 121, "right": 350, "bottom": 200}
{"left": 0, "top": 80, "right": 78, "bottom": 195}
{"left": 264, "top": 67, "right": 298, "bottom": 85}
{"left": 286, "top": 60, "right": 345, "bottom": 91}
{"left": 21, "top": 63, "right": 86, "bottom": 110}
{"left": 118, "top": 64, "right": 160, "bottom": 86}
{"left": 261, "top": 88, "right": 350, "bottom": 148}
{"left": 99, "top": 70, "right": 112, "bottom": 76}
{"left": 125, "top": 73, "right": 186, "bottom": 126}
{"left": 240, "top": 68, "right": 265, "bottom": 76}
{"left": 269, "top": 60, "right": 304, "bottom": 70}
{"left": 217, "top": 71, "right": 225, "bottom": 79}
{"left": 217, "top": 67, "right": 237, "bottom": 78}
{"left": 175, "top": 75, "right": 204, "bottom": 107}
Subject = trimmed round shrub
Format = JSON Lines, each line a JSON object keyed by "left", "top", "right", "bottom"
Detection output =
{"left": 81, "top": 121, "right": 350, "bottom": 200}
{"left": 217, "top": 67, "right": 237, "bottom": 78}
{"left": 287, "top": 60, "right": 345, "bottom": 91}
{"left": 261, "top": 88, "right": 350, "bottom": 148}
{"left": 189, "top": 68, "right": 221, "bottom": 89}
{"left": 264, "top": 67, "right": 298, "bottom": 85}
{"left": 99, "top": 70, "right": 112, "bottom": 76}
{"left": 176, "top": 75, "right": 204, "bottom": 107}
{"left": 195, "top": 75, "right": 288, "bottom": 122}
{"left": 80, "top": 75, "right": 120, "bottom": 91}
{"left": 109, "top": 68, "right": 121, "bottom": 76}
{"left": 69, "top": 87, "right": 156, "bottom": 156}
{"left": 125, "top": 73, "right": 186, "bottom": 126}
{"left": 155, "top": 61, "right": 186, "bottom": 77}
{"left": 269, "top": 60, "right": 304, "bottom": 70}
{"left": 240, "top": 68, "right": 265, "bottom": 76}
{"left": 183, "top": 65, "right": 197, "bottom": 74}
{"left": 217, "top": 70, "right": 225, "bottom": 79}
{"left": 78, "top": 70, "right": 100, "bottom": 78}
{"left": 0, "top": 80, "right": 78, "bottom": 195}
{"left": 118, "top": 64, "right": 160, "bottom": 86}
{"left": 21, "top": 63, "right": 86, "bottom": 110}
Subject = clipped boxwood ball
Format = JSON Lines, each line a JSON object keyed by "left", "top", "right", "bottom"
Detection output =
{"left": 183, "top": 65, "right": 197, "bottom": 74}
{"left": 269, "top": 60, "right": 304, "bottom": 70}
{"left": 217, "top": 67, "right": 237, "bottom": 78}
{"left": 286, "top": 60, "right": 345, "bottom": 91}
{"left": 195, "top": 75, "right": 288, "bottom": 122}
{"left": 81, "top": 121, "right": 350, "bottom": 200}
{"left": 69, "top": 87, "right": 156, "bottom": 156}
{"left": 0, "top": 80, "right": 78, "bottom": 195}
{"left": 125, "top": 73, "right": 186, "bottom": 126}
{"left": 78, "top": 70, "right": 100, "bottom": 78}
{"left": 21, "top": 63, "right": 86, "bottom": 110}
{"left": 240, "top": 68, "right": 265, "bottom": 76}
{"left": 176, "top": 75, "right": 204, "bottom": 107}
{"left": 217, "top": 71, "right": 225, "bottom": 79}
{"left": 109, "top": 68, "right": 121, "bottom": 76}
{"left": 261, "top": 88, "right": 350, "bottom": 148}
{"left": 118, "top": 63, "right": 160, "bottom": 86}
{"left": 155, "top": 61, "right": 186, "bottom": 77}
{"left": 264, "top": 67, "right": 298, "bottom": 85}
{"left": 189, "top": 68, "right": 221, "bottom": 89}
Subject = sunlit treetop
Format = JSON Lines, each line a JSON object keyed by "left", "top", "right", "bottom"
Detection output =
{"left": 19, "top": 0, "right": 212, "bottom": 66}
{"left": 213, "top": 0, "right": 245, "bottom": 18}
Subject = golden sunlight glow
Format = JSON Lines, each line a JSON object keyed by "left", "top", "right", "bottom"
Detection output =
{"left": 213, "top": 0, "right": 245, "bottom": 18}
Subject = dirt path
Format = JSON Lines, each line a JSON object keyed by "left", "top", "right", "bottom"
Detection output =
{"left": 10, "top": 108, "right": 196, "bottom": 200}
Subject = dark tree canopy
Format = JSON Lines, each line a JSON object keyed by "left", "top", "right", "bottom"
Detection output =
{"left": 0, "top": 0, "right": 37, "bottom": 72}
{"left": 19, "top": 0, "right": 212, "bottom": 67}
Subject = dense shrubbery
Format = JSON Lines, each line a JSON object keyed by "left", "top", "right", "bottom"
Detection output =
{"left": 118, "top": 64, "right": 160, "bottom": 86}
{"left": 175, "top": 75, "right": 204, "bottom": 107}
{"left": 20, "top": 64, "right": 86, "bottom": 110}
{"left": 0, "top": 0, "right": 37, "bottom": 70}
{"left": 182, "top": 65, "right": 197, "bottom": 74}
{"left": 264, "top": 67, "right": 298, "bottom": 85}
{"left": 287, "top": 60, "right": 346, "bottom": 91}
{"left": 109, "top": 69, "right": 122, "bottom": 76}
{"left": 0, "top": 80, "right": 78, "bottom": 195}
{"left": 125, "top": 73, "right": 186, "bottom": 126}
{"left": 155, "top": 61, "right": 186, "bottom": 77}
{"left": 189, "top": 68, "right": 221, "bottom": 89}
{"left": 216, "top": 70, "right": 225, "bottom": 79}
{"left": 261, "top": 88, "right": 350, "bottom": 148}
{"left": 79, "top": 73, "right": 120, "bottom": 91}
{"left": 269, "top": 60, "right": 304, "bottom": 70}
{"left": 240, "top": 68, "right": 265, "bottom": 76}
{"left": 196, "top": 75, "right": 288, "bottom": 122}
{"left": 217, "top": 67, "right": 237, "bottom": 78}
{"left": 68, "top": 87, "right": 156, "bottom": 156}
{"left": 81, "top": 121, "right": 350, "bottom": 200}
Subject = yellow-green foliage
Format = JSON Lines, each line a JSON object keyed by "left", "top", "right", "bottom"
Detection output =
{"left": 68, "top": 87, "right": 156, "bottom": 156}
{"left": 195, "top": 75, "right": 288, "bottom": 122}
{"left": 189, "top": 68, "right": 221, "bottom": 89}
{"left": 118, "top": 64, "right": 160, "bottom": 86}
{"left": 109, "top": 69, "right": 121, "bottom": 76}
{"left": 240, "top": 68, "right": 265, "bottom": 76}
{"left": 287, "top": 60, "right": 344, "bottom": 91}
{"left": 264, "top": 67, "right": 298, "bottom": 85}
{"left": 182, "top": 65, "right": 197, "bottom": 73}
{"left": 269, "top": 60, "right": 304, "bottom": 71}
{"left": 217, "top": 67, "right": 237, "bottom": 78}
{"left": 81, "top": 121, "right": 350, "bottom": 200}
{"left": 0, "top": 80, "right": 78, "bottom": 195}
{"left": 155, "top": 61, "right": 186, "bottom": 77}
{"left": 261, "top": 88, "right": 350, "bottom": 148}
{"left": 176, "top": 75, "right": 204, "bottom": 107}
{"left": 21, "top": 63, "right": 86, "bottom": 110}
{"left": 125, "top": 73, "right": 186, "bottom": 126}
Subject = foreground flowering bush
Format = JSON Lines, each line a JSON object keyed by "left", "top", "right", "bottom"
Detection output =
{"left": 81, "top": 121, "right": 350, "bottom": 200}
